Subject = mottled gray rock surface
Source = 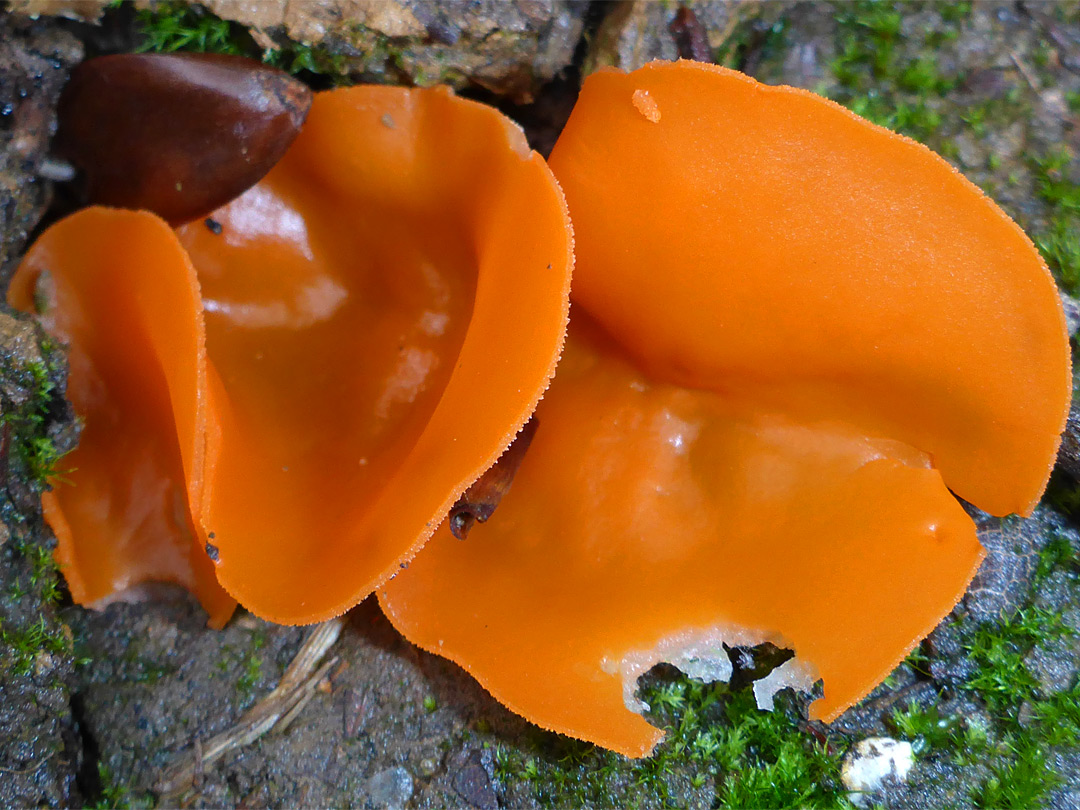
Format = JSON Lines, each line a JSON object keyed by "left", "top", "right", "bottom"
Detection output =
{"left": 0, "top": 15, "right": 84, "bottom": 809}
{"left": 13, "top": 0, "right": 589, "bottom": 102}
{"left": 0, "top": 13, "right": 82, "bottom": 279}
{"left": 0, "top": 308, "right": 80, "bottom": 808}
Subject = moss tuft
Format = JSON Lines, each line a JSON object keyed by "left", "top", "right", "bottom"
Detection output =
{"left": 0, "top": 616, "right": 72, "bottom": 677}
{"left": 132, "top": 0, "right": 349, "bottom": 81}
{"left": 495, "top": 673, "right": 852, "bottom": 809}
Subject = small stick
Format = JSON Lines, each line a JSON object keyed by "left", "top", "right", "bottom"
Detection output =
{"left": 275, "top": 657, "right": 337, "bottom": 733}
{"left": 192, "top": 738, "right": 204, "bottom": 791}
{"left": 0, "top": 750, "right": 55, "bottom": 774}
{"left": 1010, "top": 50, "right": 1040, "bottom": 93}
{"left": 156, "top": 616, "right": 345, "bottom": 797}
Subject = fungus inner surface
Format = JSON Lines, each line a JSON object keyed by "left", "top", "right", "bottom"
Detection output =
{"left": 9, "top": 85, "right": 571, "bottom": 627}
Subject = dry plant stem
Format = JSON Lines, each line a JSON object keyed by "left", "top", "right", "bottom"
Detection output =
{"left": 157, "top": 616, "right": 345, "bottom": 797}
{"left": 1010, "top": 50, "right": 1040, "bottom": 92}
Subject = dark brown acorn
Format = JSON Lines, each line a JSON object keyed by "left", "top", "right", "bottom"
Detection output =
{"left": 56, "top": 52, "right": 313, "bottom": 225}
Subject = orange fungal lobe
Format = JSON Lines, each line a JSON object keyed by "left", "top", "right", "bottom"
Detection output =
{"left": 8, "top": 210, "right": 236, "bottom": 627}
{"left": 380, "top": 61, "right": 1070, "bottom": 756}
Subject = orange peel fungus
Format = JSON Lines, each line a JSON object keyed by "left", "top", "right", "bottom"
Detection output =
{"left": 9, "top": 85, "right": 573, "bottom": 625}
{"left": 9, "top": 210, "right": 236, "bottom": 627}
{"left": 379, "top": 62, "right": 1072, "bottom": 757}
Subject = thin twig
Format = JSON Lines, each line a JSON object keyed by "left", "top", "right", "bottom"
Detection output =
{"left": 0, "top": 750, "right": 54, "bottom": 774}
{"left": 1010, "top": 50, "right": 1040, "bottom": 93}
{"left": 156, "top": 616, "right": 345, "bottom": 797}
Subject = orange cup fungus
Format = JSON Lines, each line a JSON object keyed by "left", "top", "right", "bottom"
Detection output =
{"left": 8, "top": 210, "right": 237, "bottom": 627}
{"left": 9, "top": 85, "right": 573, "bottom": 625}
{"left": 379, "top": 62, "right": 1072, "bottom": 756}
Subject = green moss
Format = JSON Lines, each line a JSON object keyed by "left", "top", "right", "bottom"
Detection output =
{"left": 939, "top": 2, "right": 973, "bottom": 23}
{"left": 1032, "top": 686, "right": 1080, "bottom": 747}
{"left": 888, "top": 703, "right": 962, "bottom": 756}
{"left": 496, "top": 674, "right": 851, "bottom": 809}
{"left": 423, "top": 695, "right": 438, "bottom": 713}
{"left": 825, "top": 1, "right": 991, "bottom": 149}
{"left": 0, "top": 358, "right": 70, "bottom": 489}
{"left": 1034, "top": 532, "right": 1079, "bottom": 584}
{"left": 14, "top": 535, "right": 62, "bottom": 605}
{"left": 1025, "top": 147, "right": 1080, "bottom": 293}
{"left": 133, "top": 0, "right": 348, "bottom": 80}
{"left": 230, "top": 626, "right": 267, "bottom": 704}
{"left": 898, "top": 56, "right": 954, "bottom": 95}
{"left": 91, "top": 762, "right": 135, "bottom": 810}
{"left": 135, "top": 1, "right": 245, "bottom": 55}
{"left": 1, "top": 616, "right": 71, "bottom": 677}
{"left": 962, "top": 606, "right": 1071, "bottom": 715}
{"left": 1038, "top": 217, "right": 1080, "bottom": 294}
{"left": 1032, "top": 147, "right": 1080, "bottom": 213}
{"left": 262, "top": 43, "right": 348, "bottom": 81}
{"left": 971, "top": 738, "right": 1059, "bottom": 809}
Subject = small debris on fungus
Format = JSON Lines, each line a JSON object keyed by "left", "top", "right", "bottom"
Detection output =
{"left": 379, "top": 61, "right": 1070, "bottom": 757}
{"left": 631, "top": 88, "right": 661, "bottom": 123}
{"left": 449, "top": 416, "right": 538, "bottom": 539}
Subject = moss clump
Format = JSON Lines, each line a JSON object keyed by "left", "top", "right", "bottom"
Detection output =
{"left": 133, "top": 1, "right": 245, "bottom": 56}
{"left": 881, "top": 523, "right": 1080, "bottom": 807}
{"left": 131, "top": 0, "right": 348, "bottom": 81}
{"left": 90, "top": 762, "right": 136, "bottom": 810}
{"left": 495, "top": 673, "right": 852, "bottom": 809}
{"left": 0, "top": 615, "right": 71, "bottom": 677}
{"left": 1028, "top": 147, "right": 1080, "bottom": 295}
{"left": 214, "top": 623, "right": 268, "bottom": 708}
{"left": 826, "top": 1, "right": 966, "bottom": 145}
{"left": 0, "top": 355, "right": 68, "bottom": 489}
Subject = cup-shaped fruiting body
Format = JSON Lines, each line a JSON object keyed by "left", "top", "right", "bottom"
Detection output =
{"left": 12, "top": 85, "right": 573, "bottom": 626}
{"left": 380, "top": 61, "right": 1070, "bottom": 757}
{"left": 177, "top": 85, "right": 572, "bottom": 623}
{"left": 8, "top": 210, "right": 236, "bottom": 627}
{"left": 56, "top": 53, "right": 313, "bottom": 225}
